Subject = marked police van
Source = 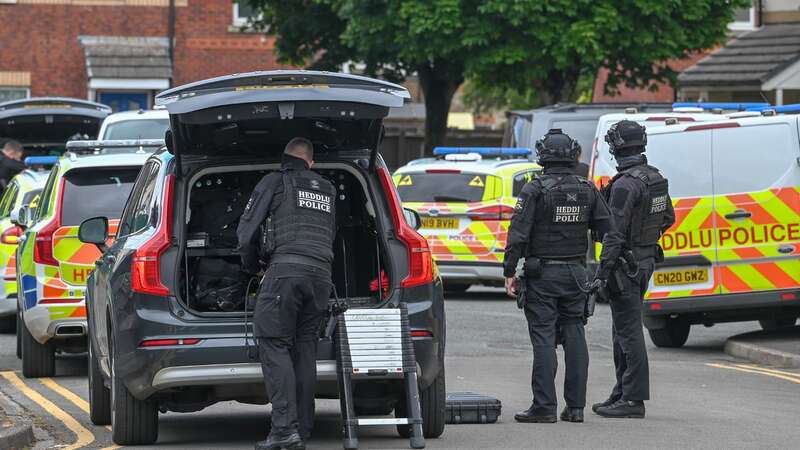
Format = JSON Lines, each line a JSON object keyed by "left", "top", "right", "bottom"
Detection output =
{"left": 593, "top": 111, "right": 800, "bottom": 347}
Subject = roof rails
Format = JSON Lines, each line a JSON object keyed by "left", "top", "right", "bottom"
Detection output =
{"left": 24, "top": 156, "right": 59, "bottom": 167}
{"left": 672, "top": 102, "right": 769, "bottom": 111}
{"left": 433, "top": 147, "right": 531, "bottom": 157}
{"left": 65, "top": 139, "right": 165, "bottom": 155}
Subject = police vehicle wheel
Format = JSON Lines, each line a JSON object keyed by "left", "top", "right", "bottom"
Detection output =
{"left": 110, "top": 336, "right": 158, "bottom": 445}
{"left": 21, "top": 317, "right": 55, "bottom": 378}
{"left": 0, "top": 314, "right": 14, "bottom": 333}
{"left": 648, "top": 319, "right": 690, "bottom": 348}
{"left": 396, "top": 369, "right": 446, "bottom": 439}
{"left": 758, "top": 316, "right": 797, "bottom": 331}
{"left": 88, "top": 337, "right": 111, "bottom": 425}
{"left": 16, "top": 308, "right": 22, "bottom": 359}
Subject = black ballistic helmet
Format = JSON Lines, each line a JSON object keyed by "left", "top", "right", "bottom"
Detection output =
{"left": 605, "top": 120, "right": 647, "bottom": 156}
{"left": 535, "top": 129, "right": 581, "bottom": 165}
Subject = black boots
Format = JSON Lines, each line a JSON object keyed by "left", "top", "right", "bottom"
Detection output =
{"left": 255, "top": 432, "right": 305, "bottom": 450}
{"left": 560, "top": 407, "right": 584, "bottom": 423}
{"left": 514, "top": 406, "right": 557, "bottom": 423}
{"left": 595, "top": 399, "right": 645, "bottom": 418}
{"left": 591, "top": 396, "right": 620, "bottom": 413}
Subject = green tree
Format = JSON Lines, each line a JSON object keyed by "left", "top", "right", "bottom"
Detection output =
{"left": 250, "top": 0, "right": 748, "bottom": 153}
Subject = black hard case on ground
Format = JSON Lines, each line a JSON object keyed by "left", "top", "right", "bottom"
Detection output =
{"left": 445, "top": 392, "right": 502, "bottom": 424}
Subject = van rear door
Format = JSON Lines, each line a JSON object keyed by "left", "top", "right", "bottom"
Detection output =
{"left": 646, "top": 127, "right": 718, "bottom": 299}
{"left": 0, "top": 98, "right": 110, "bottom": 148}
{"left": 710, "top": 120, "right": 800, "bottom": 295}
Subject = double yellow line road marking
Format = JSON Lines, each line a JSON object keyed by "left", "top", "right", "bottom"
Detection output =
{"left": 0, "top": 371, "right": 119, "bottom": 449}
{"left": 706, "top": 362, "right": 800, "bottom": 385}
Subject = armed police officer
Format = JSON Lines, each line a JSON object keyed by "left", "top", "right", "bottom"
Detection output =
{"left": 504, "top": 129, "right": 612, "bottom": 424}
{"left": 237, "top": 137, "right": 337, "bottom": 450}
{"left": 591, "top": 120, "right": 675, "bottom": 419}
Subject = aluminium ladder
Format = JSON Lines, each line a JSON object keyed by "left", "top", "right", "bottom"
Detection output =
{"left": 335, "top": 304, "right": 425, "bottom": 450}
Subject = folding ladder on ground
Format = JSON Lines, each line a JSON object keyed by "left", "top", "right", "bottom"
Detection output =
{"left": 335, "top": 304, "right": 425, "bottom": 450}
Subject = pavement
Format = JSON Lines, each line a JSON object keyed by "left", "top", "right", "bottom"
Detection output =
{"left": 0, "top": 288, "right": 799, "bottom": 449}
{"left": 725, "top": 325, "right": 800, "bottom": 368}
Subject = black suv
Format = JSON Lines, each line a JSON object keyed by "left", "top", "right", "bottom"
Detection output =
{"left": 79, "top": 71, "right": 446, "bottom": 445}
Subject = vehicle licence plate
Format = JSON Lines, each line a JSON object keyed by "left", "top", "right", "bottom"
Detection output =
{"left": 653, "top": 268, "right": 709, "bottom": 286}
{"left": 421, "top": 217, "right": 459, "bottom": 229}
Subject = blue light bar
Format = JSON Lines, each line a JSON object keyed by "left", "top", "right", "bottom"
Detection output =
{"left": 433, "top": 147, "right": 531, "bottom": 156}
{"left": 24, "top": 156, "right": 59, "bottom": 166}
{"left": 745, "top": 104, "right": 800, "bottom": 113}
{"left": 672, "top": 102, "right": 769, "bottom": 111}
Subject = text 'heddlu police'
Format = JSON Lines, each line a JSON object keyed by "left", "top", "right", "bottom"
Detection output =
{"left": 297, "top": 190, "right": 332, "bottom": 213}
{"left": 553, "top": 206, "right": 587, "bottom": 223}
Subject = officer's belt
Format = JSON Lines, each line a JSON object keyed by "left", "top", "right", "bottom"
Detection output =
{"left": 540, "top": 258, "right": 583, "bottom": 265}
{"left": 269, "top": 253, "right": 330, "bottom": 271}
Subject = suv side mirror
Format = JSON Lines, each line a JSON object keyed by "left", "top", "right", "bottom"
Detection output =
{"left": 403, "top": 207, "right": 422, "bottom": 230}
{"left": 79, "top": 217, "right": 109, "bottom": 252}
{"left": 11, "top": 206, "right": 28, "bottom": 228}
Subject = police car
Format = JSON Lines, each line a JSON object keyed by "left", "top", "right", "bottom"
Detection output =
{"left": 591, "top": 108, "right": 800, "bottom": 347}
{"left": 98, "top": 108, "right": 170, "bottom": 140}
{"left": 394, "top": 148, "right": 541, "bottom": 293}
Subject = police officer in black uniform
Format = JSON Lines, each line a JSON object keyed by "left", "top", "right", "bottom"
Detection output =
{"left": 505, "top": 129, "right": 612, "bottom": 424}
{"left": 591, "top": 120, "right": 675, "bottom": 419}
{"left": 237, "top": 137, "right": 337, "bottom": 450}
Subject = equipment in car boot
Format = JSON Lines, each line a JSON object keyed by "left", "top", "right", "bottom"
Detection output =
{"left": 191, "top": 258, "right": 249, "bottom": 312}
{"left": 335, "top": 304, "right": 425, "bottom": 450}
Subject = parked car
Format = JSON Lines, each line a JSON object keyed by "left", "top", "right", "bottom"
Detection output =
{"left": 596, "top": 113, "right": 800, "bottom": 347}
{"left": 394, "top": 147, "right": 540, "bottom": 292}
{"left": 80, "top": 70, "right": 446, "bottom": 445}
{"left": 0, "top": 97, "right": 110, "bottom": 155}
{"left": 0, "top": 165, "right": 50, "bottom": 334}
{"left": 98, "top": 108, "right": 170, "bottom": 141}
{"left": 15, "top": 151, "right": 150, "bottom": 377}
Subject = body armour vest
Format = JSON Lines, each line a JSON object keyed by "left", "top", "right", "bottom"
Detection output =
{"left": 527, "top": 174, "right": 593, "bottom": 259}
{"left": 612, "top": 164, "right": 669, "bottom": 248}
{"left": 262, "top": 169, "right": 337, "bottom": 268}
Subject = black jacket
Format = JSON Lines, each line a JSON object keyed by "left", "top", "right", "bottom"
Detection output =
{"left": 0, "top": 154, "right": 26, "bottom": 190}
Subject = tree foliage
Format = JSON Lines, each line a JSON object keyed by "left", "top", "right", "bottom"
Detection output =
{"left": 249, "top": 0, "right": 748, "bottom": 152}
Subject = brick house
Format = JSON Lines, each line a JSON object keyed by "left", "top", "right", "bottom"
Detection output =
{"left": 0, "top": 0, "right": 290, "bottom": 110}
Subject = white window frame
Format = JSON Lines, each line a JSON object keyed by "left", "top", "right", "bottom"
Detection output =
{"left": 232, "top": 1, "right": 258, "bottom": 27}
{"left": 0, "top": 86, "right": 30, "bottom": 102}
{"left": 729, "top": 5, "right": 756, "bottom": 31}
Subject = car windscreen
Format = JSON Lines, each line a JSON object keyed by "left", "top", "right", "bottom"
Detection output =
{"left": 103, "top": 119, "right": 170, "bottom": 140}
{"left": 61, "top": 168, "right": 140, "bottom": 226}
{"left": 396, "top": 172, "right": 498, "bottom": 203}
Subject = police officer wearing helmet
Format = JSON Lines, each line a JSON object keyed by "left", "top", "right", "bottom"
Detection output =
{"left": 591, "top": 120, "right": 675, "bottom": 419}
{"left": 504, "top": 129, "right": 612, "bottom": 424}
{"left": 237, "top": 137, "right": 337, "bottom": 450}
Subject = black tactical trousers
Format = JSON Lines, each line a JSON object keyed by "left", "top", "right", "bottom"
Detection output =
{"left": 607, "top": 257, "right": 655, "bottom": 402}
{"left": 524, "top": 262, "right": 589, "bottom": 415}
{"left": 254, "top": 265, "right": 331, "bottom": 438}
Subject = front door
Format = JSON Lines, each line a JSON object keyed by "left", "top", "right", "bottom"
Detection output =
{"left": 98, "top": 92, "right": 149, "bottom": 112}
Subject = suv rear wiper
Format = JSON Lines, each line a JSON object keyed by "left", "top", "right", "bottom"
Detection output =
{"left": 432, "top": 195, "right": 470, "bottom": 202}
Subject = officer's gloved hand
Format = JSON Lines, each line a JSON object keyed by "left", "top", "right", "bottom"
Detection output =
{"left": 587, "top": 277, "right": 606, "bottom": 294}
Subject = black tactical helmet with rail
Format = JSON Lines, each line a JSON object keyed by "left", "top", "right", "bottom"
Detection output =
{"left": 605, "top": 120, "right": 647, "bottom": 156}
{"left": 535, "top": 128, "right": 581, "bottom": 166}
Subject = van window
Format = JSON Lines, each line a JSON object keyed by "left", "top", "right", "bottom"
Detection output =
{"left": 712, "top": 124, "right": 797, "bottom": 195}
{"left": 37, "top": 168, "right": 59, "bottom": 222}
{"left": 61, "top": 168, "right": 140, "bottom": 226}
{"left": 103, "top": 119, "right": 170, "bottom": 140}
{"left": 647, "top": 130, "right": 713, "bottom": 198}
{"left": 0, "top": 182, "right": 18, "bottom": 218}
{"left": 396, "top": 172, "right": 500, "bottom": 203}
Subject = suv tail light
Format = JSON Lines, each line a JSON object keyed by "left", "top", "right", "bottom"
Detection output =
{"left": 131, "top": 174, "right": 174, "bottom": 296}
{"left": 468, "top": 205, "right": 515, "bottom": 221}
{"left": 378, "top": 167, "right": 434, "bottom": 288}
{"left": 1, "top": 225, "right": 22, "bottom": 245}
{"left": 35, "top": 178, "right": 65, "bottom": 266}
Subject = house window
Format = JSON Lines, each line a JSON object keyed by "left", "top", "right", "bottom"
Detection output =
{"left": 730, "top": 5, "right": 756, "bottom": 31}
{"left": 0, "top": 87, "right": 29, "bottom": 103}
{"left": 233, "top": 1, "right": 258, "bottom": 27}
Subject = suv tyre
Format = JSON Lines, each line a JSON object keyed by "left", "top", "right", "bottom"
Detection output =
{"left": 110, "top": 337, "right": 158, "bottom": 445}
{"left": 648, "top": 319, "right": 690, "bottom": 348}
{"left": 88, "top": 337, "right": 111, "bottom": 425}
{"left": 21, "top": 318, "right": 55, "bottom": 378}
{"left": 15, "top": 306, "right": 22, "bottom": 359}
{"left": 759, "top": 316, "right": 797, "bottom": 331}
{"left": 396, "top": 368, "right": 446, "bottom": 439}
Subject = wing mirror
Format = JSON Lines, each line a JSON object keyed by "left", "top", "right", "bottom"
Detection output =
{"left": 10, "top": 206, "right": 29, "bottom": 228}
{"left": 403, "top": 207, "right": 422, "bottom": 230}
{"left": 78, "top": 217, "right": 109, "bottom": 253}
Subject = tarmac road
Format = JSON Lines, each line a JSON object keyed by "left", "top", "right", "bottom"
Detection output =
{"left": 1, "top": 287, "right": 799, "bottom": 449}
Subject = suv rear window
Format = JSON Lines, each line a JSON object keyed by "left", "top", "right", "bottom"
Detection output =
{"left": 396, "top": 172, "right": 498, "bottom": 203}
{"left": 103, "top": 119, "right": 170, "bottom": 140}
{"left": 61, "top": 168, "right": 140, "bottom": 226}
